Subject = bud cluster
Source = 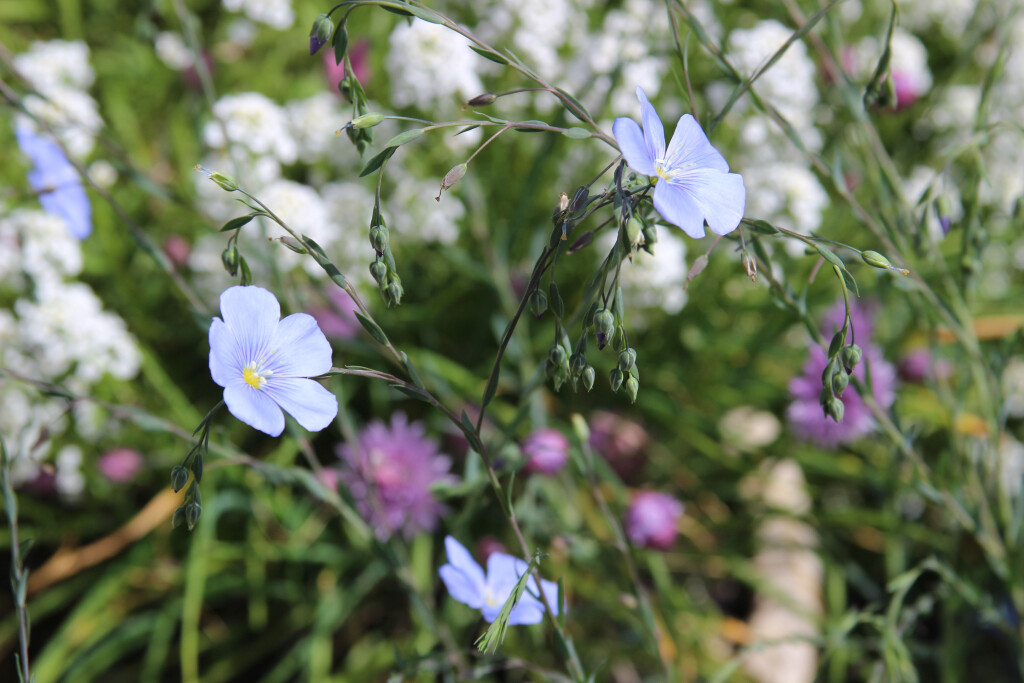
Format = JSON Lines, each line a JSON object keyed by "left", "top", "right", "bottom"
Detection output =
{"left": 819, "top": 336, "right": 862, "bottom": 423}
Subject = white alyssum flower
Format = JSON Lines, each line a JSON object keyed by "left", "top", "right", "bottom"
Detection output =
{"left": 155, "top": 31, "right": 193, "bottom": 70}
{"left": 286, "top": 93, "right": 348, "bottom": 163}
{"left": 601, "top": 225, "right": 688, "bottom": 320}
{"left": 385, "top": 170, "right": 464, "bottom": 246}
{"left": 19, "top": 88, "right": 103, "bottom": 159}
{"left": 386, "top": 21, "right": 484, "bottom": 111}
{"left": 743, "top": 163, "right": 830, "bottom": 236}
{"left": 222, "top": 0, "right": 294, "bottom": 29}
{"left": 13, "top": 40, "right": 94, "bottom": 94}
{"left": 203, "top": 93, "right": 298, "bottom": 165}
{"left": 258, "top": 180, "right": 334, "bottom": 275}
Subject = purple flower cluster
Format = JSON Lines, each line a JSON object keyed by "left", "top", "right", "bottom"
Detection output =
{"left": 337, "top": 413, "right": 454, "bottom": 539}
{"left": 625, "top": 491, "right": 684, "bottom": 550}
{"left": 522, "top": 428, "right": 570, "bottom": 475}
{"left": 787, "top": 301, "right": 897, "bottom": 447}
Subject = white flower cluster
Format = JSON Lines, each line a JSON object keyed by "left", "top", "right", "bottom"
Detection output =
{"left": 0, "top": 211, "right": 140, "bottom": 496}
{"left": 386, "top": 21, "right": 484, "bottom": 112}
{"left": 154, "top": 31, "right": 193, "bottom": 71}
{"left": 221, "top": 0, "right": 293, "bottom": 29}
{"left": 13, "top": 39, "right": 103, "bottom": 159}
{"left": 900, "top": 0, "right": 978, "bottom": 37}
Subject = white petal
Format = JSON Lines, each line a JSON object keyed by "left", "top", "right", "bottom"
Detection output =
{"left": 665, "top": 114, "right": 729, "bottom": 172}
{"left": 613, "top": 117, "right": 656, "bottom": 176}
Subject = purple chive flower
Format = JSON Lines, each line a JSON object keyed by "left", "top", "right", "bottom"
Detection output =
{"left": 625, "top": 491, "right": 684, "bottom": 550}
{"left": 210, "top": 285, "right": 338, "bottom": 437}
{"left": 786, "top": 302, "right": 897, "bottom": 447}
{"left": 337, "top": 413, "right": 454, "bottom": 539}
{"left": 309, "top": 288, "right": 360, "bottom": 340}
{"left": 16, "top": 124, "right": 92, "bottom": 239}
{"left": 613, "top": 87, "right": 745, "bottom": 239}
{"left": 522, "top": 428, "right": 570, "bottom": 475}
{"left": 439, "top": 536, "right": 560, "bottom": 624}
{"left": 97, "top": 448, "right": 144, "bottom": 483}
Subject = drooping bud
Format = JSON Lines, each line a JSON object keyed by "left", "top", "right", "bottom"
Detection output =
{"left": 369, "top": 224, "right": 389, "bottom": 254}
{"left": 624, "top": 216, "right": 644, "bottom": 254}
{"left": 841, "top": 344, "right": 863, "bottom": 370}
{"left": 309, "top": 13, "right": 334, "bottom": 55}
{"left": 185, "top": 502, "right": 203, "bottom": 531}
{"left": 570, "top": 352, "right": 588, "bottom": 378}
{"left": 624, "top": 376, "right": 639, "bottom": 404}
{"left": 824, "top": 397, "right": 845, "bottom": 423}
{"left": 831, "top": 368, "right": 849, "bottom": 395}
{"left": 529, "top": 288, "right": 548, "bottom": 318}
{"left": 548, "top": 344, "right": 568, "bottom": 367}
{"left": 369, "top": 260, "right": 388, "bottom": 285}
{"left": 170, "top": 465, "right": 189, "bottom": 493}
{"left": 935, "top": 195, "right": 953, "bottom": 235}
{"left": 582, "top": 365, "right": 596, "bottom": 392}
{"left": 172, "top": 505, "right": 186, "bottom": 529}
{"left": 609, "top": 368, "right": 624, "bottom": 393}
{"left": 569, "top": 186, "right": 589, "bottom": 215}
{"left": 593, "top": 308, "right": 615, "bottom": 349}
{"left": 221, "top": 244, "right": 239, "bottom": 276}
{"left": 350, "top": 112, "right": 384, "bottom": 129}
{"left": 467, "top": 93, "right": 497, "bottom": 107}
{"left": 384, "top": 280, "right": 404, "bottom": 307}
{"left": 436, "top": 163, "right": 468, "bottom": 201}
{"left": 641, "top": 224, "right": 657, "bottom": 255}
{"left": 618, "top": 348, "right": 636, "bottom": 373}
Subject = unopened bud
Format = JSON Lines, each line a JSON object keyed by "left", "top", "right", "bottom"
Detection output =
{"left": 594, "top": 308, "right": 615, "bottom": 349}
{"left": 185, "top": 502, "right": 202, "bottom": 531}
{"left": 618, "top": 348, "right": 636, "bottom": 373}
{"left": 221, "top": 245, "right": 239, "bottom": 276}
{"left": 467, "top": 93, "right": 497, "bottom": 107}
{"left": 196, "top": 165, "right": 239, "bottom": 192}
{"left": 862, "top": 250, "right": 893, "bottom": 270}
{"left": 935, "top": 195, "right": 953, "bottom": 235}
{"left": 172, "top": 505, "right": 186, "bottom": 529}
{"left": 570, "top": 352, "right": 587, "bottom": 377}
{"left": 171, "top": 465, "right": 189, "bottom": 493}
{"left": 369, "top": 260, "right": 388, "bottom": 285}
{"left": 384, "top": 280, "right": 404, "bottom": 307}
{"left": 641, "top": 224, "right": 657, "bottom": 255}
{"left": 369, "top": 224, "right": 389, "bottom": 253}
{"left": 275, "top": 236, "right": 307, "bottom": 254}
{"left": 824, "top": 397, "right": 845, "bottom": 423}
{"left": 436, "top": 163, "right": 468, "bottom": 200}
{"left": 832, "top": 368, "right": 849, "bottom": 395}
{"left": 309, "top": 13, "right": 334, "bottom": 55}
{"left": 624, "top": 376, "right": 639, "bottom": 404}
{"left": 582, "top": 365, "right": 596, "bottom": 391}
{"left": 548, "top": 344, "right": 568, "bottom": 367}
{"left": 529, "top": 289, "right": 548, "bottom": 318}
{"left": 609, "top": 368, "right": 624, "bottom": 392}
{"left": 840, "top": 344, "right": 862, "bottom": 370}
{"left": 558, "top": 192, "right": 569, "bottom": 213}
{"left": 570, "top": 186, "right": 589, "bottom": 215}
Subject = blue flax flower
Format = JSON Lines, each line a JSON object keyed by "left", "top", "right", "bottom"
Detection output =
{"left": 439, "top": 536, "right": 560, "bottom": 625}
{"left": 210, "top": 285, "right": 338, "bottom": 436}
{"left": 613, "top": 87, "right": 745, "bottom": 239}
{"left": 16, "top": 125, "right": 92, "bottom": 240}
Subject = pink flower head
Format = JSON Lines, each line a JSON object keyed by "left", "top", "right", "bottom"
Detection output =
{"left": 588, "top": 411, "right": 649, "bottom": 479}
{"left": 337, "top": 413, "right": 454, "bottom": 539}
{"left": 522, "top": 428, "right": 570, "bottom": 475}
{"left": 98, "top": 448, "right": 144, "bottom": 483}
{"left": 324, "top": 40, "right": 370, "bottom": 94}
{"left": 625, "top": 491, "right": 684, "bottom": 550}
{"left": 309, "top": 288, "right": 360, "bottom": 340}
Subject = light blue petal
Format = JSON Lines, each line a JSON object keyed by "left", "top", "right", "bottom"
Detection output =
{"left": 636, "top": 86, "right": 666, "bottom": 162}
{"left": 665, "top": 114, "right": 729, "bottom": 173}
{"left": 481, "top": 603, "right": 502, "bottom": 623}
{"left": 684, "top": 169, "right": 746, "bottom": 235}
{"left": 444, "top": 536, "right": 487, "bottom": 593}
{"left": 18, "top": 125, "right": 92, "bottom": 240}
{"left": 209, "top": 318, "right": 243, "bottom": 387}
{"left": 486, "top": 553, "right": 530, "bottom": 601}
{"left": 440, "top": 564, "right": 485, "bottom": 609}
{"left": 224, "top": 381, "right": 285, "bottom": 436}
{"left": 654, "top": 181, "right": 705, "bottom": 239}
{"left": 613, "top": 117, "right": 656, "bottom": 177}
{"left": 539, "top": 578, "right": 561, "bottom": 616}
{"left": 507, "top": 597, "right": 545, "bottom": 625}
{"left": 267, "top": 312, "right": 333, "bottom": 378}
{"left": 219, "top": 286, "right": 280, "bottom": 364}
{"left": 262, "top": 377, "right": 337, "bottom": 432}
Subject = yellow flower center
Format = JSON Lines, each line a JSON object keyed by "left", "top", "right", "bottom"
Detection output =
{"left": 243, "top": 361, "right": 269, "bottom": 390}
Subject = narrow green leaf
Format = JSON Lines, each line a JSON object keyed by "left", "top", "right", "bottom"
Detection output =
{"left": 383, "top": 128, "right": 426, "bottom": 148}
{"left": 219, "top": 213, "right": 257, "bottom": 232}
{"left": 332, "top": 24, "right": 349, "bottom": 66}
{"left": 470, "top": 45, "right": 509, "bottom": 65}
{"left": 815, "top": 245, "right": 845, "bottom": 269}
{"left": 389, "top": 384, "right": 429, "bottom": 403}
{"left": 405, "top": 4, "right": 443, "bottom": 23}
{"left": 482, "top": 368, "right": 500, "bottom": 407}
{"left": 745, "top": 219, "right": 779, "bottom": 235}
{"left": 380, "top": 4, "right": 413, "bottom": 16}
{"left": 360, "top": 147, "right": 396, "bottom": 177}
{"left": 554, "top": 87, "right": 591, "bottom": 122}
{"left": 561, "top": 127, "right": 591, "bottom": 139}
{"left": 355, "top": 311, "right": 389, "bottom": 345}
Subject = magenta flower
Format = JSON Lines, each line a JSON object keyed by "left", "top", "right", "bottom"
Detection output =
{"left": 337, "top": 413, "right": 454, "bottom": 539}
{"left": 613, "top": 86, "right": 745, "bottom": 238}
{"left": 522, "top": 428, "right": 570, "bottom": 475}
{"left": 209, "top": 286, "right": 338, "bottom": 437}
{"left": 97, "top": 448, "right": 143, "bottom": 483}
{"left": 309, "top": 288, "right": 360, "bottom": 340}
{"left": 625, "top": 491, "right": 684, "bottom": 550}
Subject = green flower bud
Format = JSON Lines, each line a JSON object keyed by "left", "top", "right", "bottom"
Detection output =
{"left": 529, "top": 289, "right": 548, "bottom": 318}
{"left": 351, "top": 112, "right": 385, "bottom": 129}
{"left": 467, "top": 93, "right": 497, "bottom": 107}
{"left": 171, "top": 465, "right": 189, "bottom": 493}
{"left": 569, "top": 186, "right": 589, "bottom": 215}
{"left": 832, "top": 368, "right": 849, "bottom": 395}
{"left": 936, "top": 195, "right": 953, "bottom": 235}
{"left": 625, "top": 216, "right": 643, "bottom": 250}
{"left": 862, "top": 250, "right": 893, "bottom": 270}
{"left": 309, "top": 13, "right": 334, "bottom": 55}
{"left": 570, "top": 352, "right": 588, "bottom": 378}
{"left": 609, "top": 368, "right": 624, "bottom": 392}
{"left": 582, "top": 365, "right": 596, "bottom": 392}
{"left": 624, "top": 376, "right": 639, "bottom": 404}
{"left": 185, "top": 502, "right": 202, "bottom": 531}
{"left": 594, "top": 308, "right": 615, "bottom": 349}
{"left": 221, "top": 245, "right": 239, "bottom": 276}
{"left": 437, "top": 163, "right": 468, "bottom": 200}
{"left": 548, "top": 344, "right": 568, "bottom": 367}
{"left": 384, "top": 281, "right": 404, "bottom": 307}
{"left": 369, "top": 224, "right": 389, "bottom": 253}
{"left": 172, "top": 505, "right": 186, "bottom": 529}
{"left": 840, "top": 344, "right": 862, "bottom": 369}
{"left": 369, "top": 260, "right": 388, "bottom": 285}
{"left": 618, "top": 348, "right": 636, "bottom": 373}
{"left": 641, "top": 224, "right": 657, "bottom": 255}
{"left": 824, "top": 397, "right": 845, "bottom": 423}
